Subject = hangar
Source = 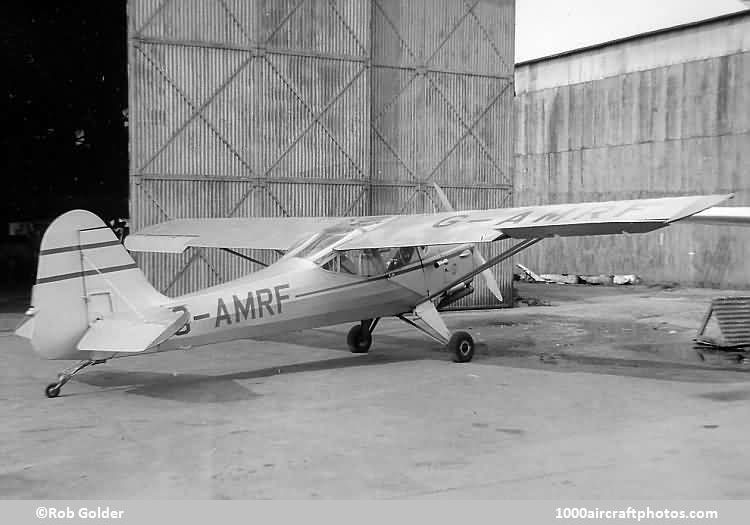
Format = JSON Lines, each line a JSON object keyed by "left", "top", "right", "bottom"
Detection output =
{"left": 128, "top": 0, "right": 516, "bottom": 307}
{"left": 128, "top": 2, "right": 748, "bottom": 309}
{"left": 5, "top": 2, "right": 750, "bottom": 501}
{"left": 515, "top": 11, "right": 750, "bottom": 288}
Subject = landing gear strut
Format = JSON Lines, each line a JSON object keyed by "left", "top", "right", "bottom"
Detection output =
{"left": 45, "top": 359, "right": 106, "bottom": 398}
{"left": 397, "top": 300, "right": 477, "bottom": 363}
{"left": 347, "top": 318, "right": 378, "bottom": 353}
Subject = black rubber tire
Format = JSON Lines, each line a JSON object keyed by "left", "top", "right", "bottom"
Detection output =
{"left": 449, "top": 331, "right": 474, "bottom": 363}
{"left": 347, "top": 324, "right": 372, "bottom": 354}
{"left": 45, "top": 383, "right": 61, "bottom": 398}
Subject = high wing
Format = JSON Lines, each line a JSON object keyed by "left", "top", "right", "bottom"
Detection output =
{"left": 336, "top": 194, "right": 736, "bottom": 249}
{"left": 125, "top": 217, "right": 346, "bottom": 253}
{"left": 126, "top": 194, "right": 740, "bottom": 254}
{"left": 680, "top": 206, "right": 750, "bottom": 226}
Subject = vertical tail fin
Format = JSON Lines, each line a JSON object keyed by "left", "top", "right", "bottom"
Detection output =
{"left": 17, "top": 210, "right": 167, "bottom": 359}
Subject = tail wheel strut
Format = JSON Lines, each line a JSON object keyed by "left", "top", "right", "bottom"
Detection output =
{"left": 45, "top": 359, "right": 106, "bottom": 398}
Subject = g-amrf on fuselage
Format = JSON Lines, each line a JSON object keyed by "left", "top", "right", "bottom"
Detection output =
{"left": 135, "top": 215, "right": 493, "bottom": 356}
{"left": 15, "top": 193, "right": 750, "bottom": 397}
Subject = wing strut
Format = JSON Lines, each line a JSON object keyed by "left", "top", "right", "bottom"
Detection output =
{"left": 220, "top": 248, "right": 269, "bottom": 267}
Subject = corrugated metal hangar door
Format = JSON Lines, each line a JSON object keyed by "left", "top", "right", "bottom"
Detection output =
{"left": 128, "top": 0, "right": 515, "bottom": 307}
{"left": 370, "top": 0, "right": 515, "bottom": 307}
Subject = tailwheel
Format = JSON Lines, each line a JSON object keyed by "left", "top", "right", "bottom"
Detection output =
{"left": 43, "top": 359, "right": 106, "bottom": 398}
{"left": 45, "top": 383, "right": 61, "bottom": 398}
{"left": 347, "top": 320, "right": 374, "bottom": 354}
{"left": 449, "top": 331, "right": 474, "bottom": 363}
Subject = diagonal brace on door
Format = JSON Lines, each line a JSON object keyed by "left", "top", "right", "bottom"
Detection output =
{"left": 135, "top": 183, "right": 228, "bottom": 292}
{"left": 423, "top": 0, "right": 481, "bottom": 67}
{"left": 263, "top": 57, "right": 368, "bottom": 178}
{"left": 371, "top": 0, "right": 419, "bottom": 61}
{"left": 225, "top": 62, "right": 368, "bottom": 221}
{"left": 134, "top": 45, "right": 256, "bottom": 176}
{"left": 461, "top": 0, "right": 509, "bottom": 72}
{"left": 423, "top": 80, "right": 513, "bottom": 185}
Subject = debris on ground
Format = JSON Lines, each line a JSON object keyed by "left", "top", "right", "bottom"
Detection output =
{"left": 515, "top": 263, "right": 640, "bottom": 286}
{"left": 515, "top": 295, "right": 551, "bottom": 307}
{"left": 515, "top": 263, "right": 547, "bottom": 283}
{"left": 580, "top": 274, "right": 613, "bottom": 285}
{"left": 539, "top": 273, "right": 580, "bottom": 285}
{"left": 539, "top": 352, "right": 560, "bottom": 364}
{"left": 613, "top": 274, "right": 639, "bottom": 285}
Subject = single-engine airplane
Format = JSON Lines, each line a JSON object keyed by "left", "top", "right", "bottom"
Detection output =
{"left": 14, "top": 190, "right": 750, "bottom": 397}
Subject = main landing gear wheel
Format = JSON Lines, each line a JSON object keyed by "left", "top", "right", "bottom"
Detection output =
{"left": 347, "top": 324, "right": 373, "bottom": 354}
{"left": 449, "top": 331, "right": 474, "bottom": 363}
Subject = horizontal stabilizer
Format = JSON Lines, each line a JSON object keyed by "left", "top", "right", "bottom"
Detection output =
{"left": 77, "top": 308, "right": 189, "bottom": 353}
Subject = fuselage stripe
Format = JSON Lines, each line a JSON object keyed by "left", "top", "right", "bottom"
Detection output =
{"left": 40, "top": 240, "right": 122, "bottom": 255}
{"left": 295, "top": 263, "right": 423, "bottom": 298}
{"left": 36, "top": 263, "right": 138, "bottom": 284}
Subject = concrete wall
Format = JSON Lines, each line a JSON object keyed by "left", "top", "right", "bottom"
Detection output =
{"left": 514, "top": 12, "right": 750, "bottom": 288}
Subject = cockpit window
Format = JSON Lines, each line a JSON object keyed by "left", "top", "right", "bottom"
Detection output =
{"left": 284, "top": 217, "right": 422, "bottom": 276}
{"left": 286, "top": 217, "right": 391, "bottom": 262}
{"left": 385, "top": 246, "right": 416, "bottom": 271}
{"left": 319, "top": 247, "right": 420, "bottom": 276}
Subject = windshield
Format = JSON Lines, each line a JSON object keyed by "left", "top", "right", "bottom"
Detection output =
{"left": 295, "top": 230, "right": 352, "bottom": 259}
{"left": 286, "top": 216, "right": 392, "bottom": 263}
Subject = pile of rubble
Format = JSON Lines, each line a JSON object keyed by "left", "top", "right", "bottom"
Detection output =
{"left": 515, "top": 263, "right": 640, "bottom": 286}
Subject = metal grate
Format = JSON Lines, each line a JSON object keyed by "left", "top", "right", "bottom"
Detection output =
{"left": 710, "top": 297, "right": 750, "bottom": 347}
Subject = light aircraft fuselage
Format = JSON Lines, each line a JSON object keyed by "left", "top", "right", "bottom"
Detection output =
{"left": 149, "top": 243, "right": 474, "bottom": 355}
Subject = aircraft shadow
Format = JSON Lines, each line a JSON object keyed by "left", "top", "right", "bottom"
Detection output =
{"left": 73, "top": 352, "right": 415, "bottom": 403}
{"left": 68, "top": 325, "right": 749, "bottom": 402}
{"left": 255, "top": 328, "right": 447, "bottom": 355}
{"left": 276, "top": 328, "right": 750, "bottom": 383}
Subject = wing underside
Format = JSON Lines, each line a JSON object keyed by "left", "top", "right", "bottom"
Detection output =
{"left": 125, "top": 194, "right": 738, "bottom": 253}
{"left": 125, "top": 217, "right": 346, "bottom": 253}
{"left": 680, "top": 206, "right": 750, "bottom": 226}
{"left": 336, "top": 194, "right": 735, "bottom": 249}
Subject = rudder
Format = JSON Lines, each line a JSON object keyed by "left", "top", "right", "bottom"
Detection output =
{"left": 21, "top": 210, "right": 167, "bottom": 359}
